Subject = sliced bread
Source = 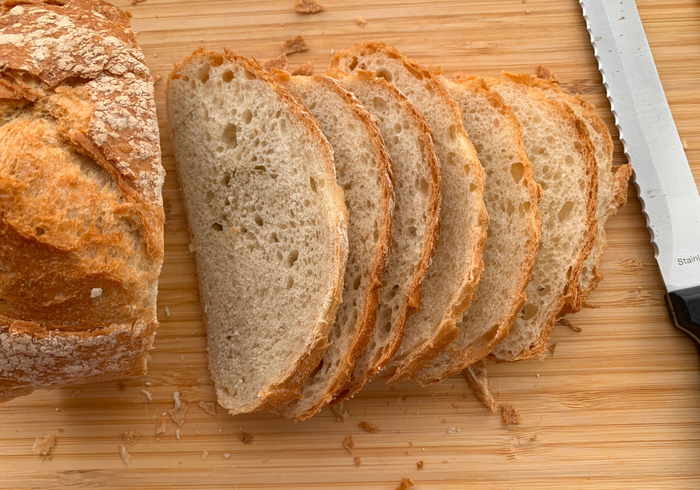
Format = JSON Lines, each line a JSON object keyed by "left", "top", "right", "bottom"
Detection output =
{"left": 482, "top": 76, "right": 598, "bottom": 362}
{"left": 327, "top": 70, "right": 442, "bottom": 402}
{"left": 272, "top": 72, "right": 394, "bottom": 420}
{"left": 167, "top": 49, "right": 348, "bottom": 415}
{"left": 412, "top": 77, "right": 542, "bottom": 385}
{"left": 509, "top": 71, "right": 632, "bottom": 310}
{"left": 331, "top": 43, "right": 489, "bottom": 383}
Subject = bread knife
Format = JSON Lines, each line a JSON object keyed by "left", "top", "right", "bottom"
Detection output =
{"left": 580, "top": 0, "right": 700, "bottom": 350}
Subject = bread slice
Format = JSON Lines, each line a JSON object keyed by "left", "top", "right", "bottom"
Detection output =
{"left": 0, "top": 0, "right": 164, "bottom": 401}
{"left": 509, "top": 71, "right": 632, "bottom": 310}
{"left": 167, "top": 49, "right": 348, "bottom": 415}
{"left": 412, "top": 77, "right": 542, "bottom": 385}
{"left": 331, "top": 43, "right": 488, "bottom": 383}
{"left": 271, "top": 72, "right": 394, "bottom": 420}
{"left": 326, "top": 70, "right": 441, "bottom": 402}
{"left": 482, "top": 76, "right": 598, "bottom": 362}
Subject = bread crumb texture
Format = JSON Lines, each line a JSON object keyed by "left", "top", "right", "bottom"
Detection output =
{"left": 295, "top": 0, "right": 324, "bottom": 14}
{"left": 359, "top": 421, "right": 381, "bottom": 433}
{"left": 331, "top": 402, "right": 351, "bottom": 422}
{"left": 169, "top": 391, "right": 188, "bottom": 426}
{"left": 397, "top": 478, "right": 415, "bottom": 490}
{"left": 263, "top": 53, "right": 288, "bottom": 72}
{"left": 282, "top": 35, "right": 308, "bottom": 55}
{"left": 122, "top": 430, "right": 141, "bottom": 446}
{"left": 119, "top": 444, "right": 131, "bottom": 466}
{"left": 342, "top": 434, "right": 354, "bottom": 454}
{"left": 291, "top": 62, "right": 313, "bottom": 76}
{"left": 32, "top": 433, "right": 55, "bottom": 456}
{"left": 501, "top": 403, "right": 522, "bottom": 426}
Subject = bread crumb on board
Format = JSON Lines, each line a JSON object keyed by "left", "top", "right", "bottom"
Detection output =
{"left": 201, "top": 450, "right": 209, "bottom": 461}
{"left": 397, "top": 477, "right": 415, "bottom": 490}
{"left": 129, "top": 0, "right": 146, "bottom": 5}
{"left": 156, "top": 417, "right": 168, "bottom": 434}
{"left": 682, "top": 139, "right": 689, "bottom": 150}
{"left": 548, "top": 343, "right": 558, "bottom": 355}
{"left": 330, "top": 402, "right": 351, "bottom": 422}
{"left": 295, "top": 0, "right": 324, "bottom": 14}
{"left": 119, "top": 444, "right": 131, "bottom": 466}
{"left": 501, "top": 403, "right": 522, "bottom": 426}
{"left": 123, "top": 430, "right": 141, "bottom": 446}
{"left": 558, "top": 317, "right": 582, "bottom": 332}
{"left": 141, "top": 389, "right": 153, "bottom": 402}
{"left": 359, "top": 421, "right": 381, "bottom": 433}
{"left": 263, "top": 53, "right": 288, "bottom": 72}
{"left": 282, "top": 35, "right": 309, "bottom": 55}
{"left": 354, "top": 456, "right": 361, "bottom": 467}
{"left": 153, "top": 74, "right": 163, "bottom": 83}
{"left": 32, "top": 434, "right": 55, "bottom": 456}
{"left": 536, "top": 65, "right": 559, "bottom": 83}
{"left": 356, "top": 16, "right": 367, "bottom": 27}
{"left": 169, "top": 391, "right": 188, "bottom": 426}
{"left": 417, "top": 460, "right": 424, "bottom": 470}
{"left": 222, "top": 453, "right": 231, "bottom": 459}
{"left": 292, "top": 62, "right": 313, "bottom": 76}
{"left": 198, "top": 400, "right": 217, "bottom": 416}
{"left": 342, "top": 435, "right": 354, "bottom": 454}
{"left": 164, "top": 305, "right": 171, "bottom": 317}
{"left": 238, "top": 429, "right": 254, "bottom": 445}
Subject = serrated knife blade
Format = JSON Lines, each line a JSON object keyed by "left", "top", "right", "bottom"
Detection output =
{"left": 579, "top": 0, "right": 700, "bottom": 347}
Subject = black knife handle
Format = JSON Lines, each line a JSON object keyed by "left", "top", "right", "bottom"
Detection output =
{"left": 665, "top": 286, "right": 700, "bottom": 353}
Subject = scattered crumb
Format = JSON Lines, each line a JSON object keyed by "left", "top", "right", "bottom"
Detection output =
{"left": 331, "top": 403, "right": 351, "bottom": 422}
{"left": 263, "top": 53, "right": 288, "bottom": 71}
{"left": 125, "top": 10, "right": 132, "bottom": 18}
{"left": 354, "top": 456, "right": 361, "bottom": 467}
{"left": 548, "top": 343, "right": 558, "bottom": 354}
{"left": 292, "top": 62, "right": 313, "bottom": 76}
{"left": 359, "top": 421, "right": 381, "bottom": 433}
{"left": 447, "top": 427, "right": 461, "bottom": 434}
{"left": 169, "top": 392, "right": 188, "bottom": 426}
{"left": 282, "top": 35, "right": 309, "bottom": 55}
{"left": 32, "top": 434, "right": 55, "bottom": 456}
{"left": 90, "top": 288, "right": 102, "bottom": 298}
{"left": 356, "top": 16, "right": 367, "bottom": 27}
{"left": 153, "top": 74, "right": 163, "bottom": 83}
{"left": 330, "top": 48, "right": 335, "bottom": 56}
{"left": 123, "top": 430, "right": 141, "bottom": 446}
{"left": 526, "top": 10, "right": 531, "bottom": 14}
{"left": 417, "top": 460, "right": 424, "bottom": 470}
{"left": 295, "top": 0, "right": 324, "bottom": 13}
{"left": 141, "top": 389, "right": 153, "bottom": 402}
{"left": 129, "top": 0, "right": 146, "bottom": 4}
{"left": 198, "top": 401, "right": 217, "bottom": 416}
{"left": 501, "top": 403, "right": 522, "bottom": 426}
{"left": 451, "top": 402, "right": 459, "bottom": 409}
{"left": 238, "top": 430, "right": 254, "bottom": 445}
{"left": 462, "top": 360, "right": 497, "bottom": 413}
{"left": 536, "top": 66, "right": 559, "bottom": 82}
{"left": 176, "top": 429, "right": 181, "bottom": 440}
{"left": 119, "top": 444, "right": 131, "bottom": 466}
{"left": 530, "top": 434, "right": 538, "bottom": 441}
{"left": 440, "top": 419, "right": 447, "bottom": 424}
{"left": 342, "top": 435, "right": 354, "bottom": 454}
{"left": 559, "top": 317, "right": 582, "bottom": 332}
{"left": 222, "top": 453, "right": 231, "bottom": 459}
{"left": 117, "top": 382, "right": 126, "bottom": 392}
{"left": 57, "top": 428, "right": 64, "bottom": 433}
{"left": 55, "top": 408, "right": 60, "bottom": 412}
{"left": 71, "top": 390, "right": 81, "bottom": 397}
{"left": 164, "top": 306, "right": 171, "bottom": 318}
{"left": 188, "top": 243, "right": 196, "bottom": 253}
{"left": 145, "top": 381, "right": 152, "bottom": 387}
{"left": 201, "top": 450, "right": 209, "bottom": 460}
{"left": 397, "top": 477, "right": 414, "bottom": 490}
{"left": 156, "top": 417, "right": 168, "bottom": 434}
{"left": 682, "top": 139, "right": 689, "bottom": 150}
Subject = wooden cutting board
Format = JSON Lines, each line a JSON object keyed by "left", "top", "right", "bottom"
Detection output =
{"left": 2, "top": 0, "right": 699, "bottom": 488}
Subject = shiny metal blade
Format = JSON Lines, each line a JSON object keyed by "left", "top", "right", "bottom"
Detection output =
{"left": 580, "top": 0, "right": 700, "bottom": 293}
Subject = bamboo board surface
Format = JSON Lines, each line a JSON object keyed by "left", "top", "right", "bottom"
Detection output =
{"left": 1, "top": 0, "right": 700, "bottom": 488}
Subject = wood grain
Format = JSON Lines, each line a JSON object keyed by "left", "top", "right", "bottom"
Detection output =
{"left": 1, "top": 0, "right": 699, "bottom": 488}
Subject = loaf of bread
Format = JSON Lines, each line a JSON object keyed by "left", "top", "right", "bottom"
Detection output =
{"left": 0, "top": 0, "right": 165, "bottom": 402}
{"left": 273, "top": 72, "right": 394, "bottom": 421}
{"left": 167, "top": 49, "right": 348, "bottom": 415}
{"left": 331, "top": 43, "right": 489, "bottom": 384}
